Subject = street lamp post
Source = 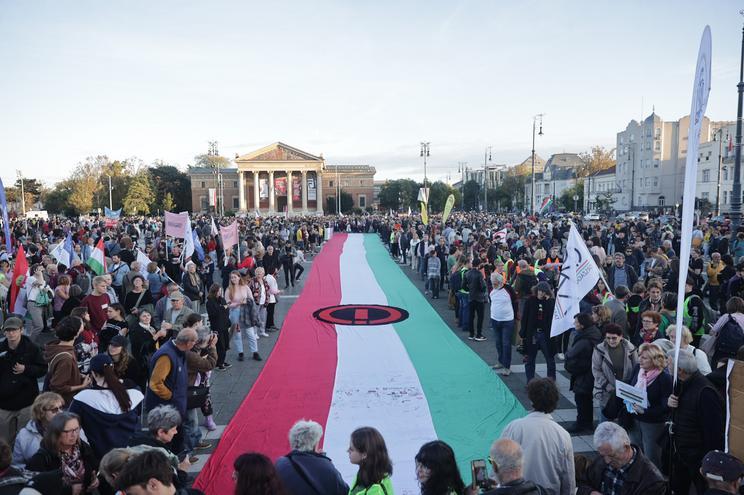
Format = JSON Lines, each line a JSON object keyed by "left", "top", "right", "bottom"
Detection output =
{"left": 420, "top": 142, "right": 430, "bottom": 215}
{"left": 531, "top": 114, "right": 544, "bottom": 215}
{"left": 714, "top": 127, "right": 728, "bottom": 216}
{"left": 458, "top": 161, "right": 467, "bottom": 210}
{"left": 15, "top": 170, "right": 25, "bottom": 216}
{"left": 731, "top": 12, "right": 744, "bottom": 237}
{"left": 625, "top": 144, "right": 636, "bottom": 210}
{"left": 108, "top": 175, "right": 113, "bottom": 211}
{"left": 484, "top": 146, "right": 492, "bottom": 212}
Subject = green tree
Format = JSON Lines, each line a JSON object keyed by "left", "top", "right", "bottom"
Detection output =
{"left": 378, "top": 179, "right": 422, "bottom": 211}
{"left": 192, "top": 154, "right": 232, "bottom": 170}
{"left": 558, "top": 181, "right": 585, "bottom": 212}
{"left": 427, "top": 181, "right": 461, "bottom": 213}
{"left": 593, "top": 190, "right": 616, "bottom": 213}
{"left": 68, "top": 157, "right": 105, "bottom": 214}
{"left": 578, "top": 146, "right": 616, "bottom": 177}
{"left": 123, "top": 171, "right": 155, "bottom": 215}
{"left": 150, "top": 164, "right": 191, "bottom": 212}
{"left": 326, "top": 196, "right": 337, "bottom": 214}
{"left": 462, "top": 180, "right": 481, "bottom": 211}
{"left": 44, "top": 179, "right": 76, "bottom": 215}
{"left": 162, "top": 192, "right": 175, "bottom": 212}
{"left": 340, "top": 190, "right": 354, "bottom": 213}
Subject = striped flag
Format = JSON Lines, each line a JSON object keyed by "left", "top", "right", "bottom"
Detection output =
{"left": 194, "top": 234, "right": 525, "bottom": 494}
{"left": 539, "top": 196, "right": 553, "bottom": 215}
{"left": 86, "top": 238, "right": 106, "bottom": 276}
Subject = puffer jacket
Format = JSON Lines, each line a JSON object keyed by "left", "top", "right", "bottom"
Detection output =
{"left": 564, "top": 325, "right": 603, "bottom": 395}
{"left": 591, "top": 340, "right": 637, "bottom": 407}
{"left": 11, "top": 420, "right": 42, "bottom": 469}
{"left": 0, "top": 335, "right": 47, "bottom": 411}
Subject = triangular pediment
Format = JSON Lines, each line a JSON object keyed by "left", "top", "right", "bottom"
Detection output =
{"left": 236, "top": 142, "right": 322, "bottom": 162}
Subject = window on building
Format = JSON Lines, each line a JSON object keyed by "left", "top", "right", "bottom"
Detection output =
{"left": 654, "top": 160, "right": 659, "bottom": 168}
{"left": 655, "top": 127, "right": 661, "bottom": 138}
{"left": 658, "top": 196, "right": 665, "bottom": 206}
{"left": 544, "top": 184, "right": 550, "bottom": 193}
{"left": 653, "top": 177, "right": 658, "bottom": 186}
{"left": 702, "top": 192, "right": 710, "bottom": 200}
{"left": 329, "top": 180, "right": 334, "bottom": 187}
{"left": 703, "top": 169, "right": 710, "bottom": 182}
{"left": 724, "top": 168, "right": 729, "bottom": 180}
{"left": 359, "top": 195, "right": 366, "bottom": 208}
{"left": 200, "top": 181, "right": 206, "bottom": 189}
{"left": 232, "top": 181, "right": 237, "bottom": 188}
{"left": 654, "top": 141, "right": 660, "bottom": 151}
{"left": 200, "top": 197, "right": 208, "bottom": 210}
{"left": 724, "top": 191, "right": 729, "bottom": 204}
{"left": 233, "top": 197, "right": 239, "bottom": 209}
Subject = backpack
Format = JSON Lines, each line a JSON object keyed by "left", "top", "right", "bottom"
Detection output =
{"left": 716, "top": 315, "right": 744, "bottom": 360}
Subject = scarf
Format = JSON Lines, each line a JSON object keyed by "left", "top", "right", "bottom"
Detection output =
{"left": 60, "top": 443, "right": 85, "bottom": 486}
{"left": 634, "top": 367, "right": 661, "bottom": 390}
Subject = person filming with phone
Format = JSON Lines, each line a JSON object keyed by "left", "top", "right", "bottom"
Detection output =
{"left": 468, "top": 439, "right": 547, "bottom": 494}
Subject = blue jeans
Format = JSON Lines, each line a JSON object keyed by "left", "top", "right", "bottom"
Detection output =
{"left": 456, "top": 293, "right": 470, "bottom": 330}
{"left": 524, "top": 331, "right": 556, "bottom": 381}
{"left": 183, "top": 408, "right": 203, "bottom": 453}
{"left": 491, "top": 319, "right": 514, "bottom": 369}
{"left": 428, "top": 277, "right": 439, "bottom": 298}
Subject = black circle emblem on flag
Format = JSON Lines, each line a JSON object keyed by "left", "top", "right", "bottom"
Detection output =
{"left": 313, "top": 304, "right": 409, "bottom": 326}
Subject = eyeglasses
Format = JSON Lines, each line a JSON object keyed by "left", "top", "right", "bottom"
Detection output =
{"left": 44, "top": 406, "right": 64, "bottom": 413}
{"left": 642, "top": 319, "right": 655, "bottom": 324}
{"left": 62, "top": 427, "right": 81, "bottom": 434}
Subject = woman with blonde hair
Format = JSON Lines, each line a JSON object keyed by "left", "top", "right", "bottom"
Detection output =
{"left": 12, "top": 392, "right": 65, "bottom": 469}
{"left": 665, "top": 324, "right": 712, "bottom": 375}
{"left": 226, "top": 270, "right": 260, "bottom": 362}
{"left": 627, "top": 342, "right": 673, "bottom": 468}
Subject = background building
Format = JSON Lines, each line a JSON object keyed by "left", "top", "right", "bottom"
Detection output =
{"left": 323, "top": 164, "right": 377, "bottom": 211}
{"left": 695, "top": 121, "right": 736, "bottom": 214}
{"left": 523, "top": 153, "right": 580, "bottom": 210}
{"left": 583, "top": 166, "right": 619, "bottom": 212}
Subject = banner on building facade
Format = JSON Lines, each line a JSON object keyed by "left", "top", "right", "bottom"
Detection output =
{"left": 259, "top": 179, "right": 269, "bottom": 199}
{"left": 308, "top": 177, "right": 317, "bottom": 201}
{"left": 208, "top": 188, "right": 217, "bottom": 206}
{"left": 274, "top": 177, "right": 287, "bottom": 196}
{"left": 292, "top": 176, "right": 301, "bottom": 201}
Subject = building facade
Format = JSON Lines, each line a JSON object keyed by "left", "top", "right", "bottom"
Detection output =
{"left": 523, "top": 153, "right": 581, "bottom": 211}
{"left": 463, "top": 163, "right": 508, "bottom": 189}
{"left": 583, "top": 166, "right": 619, "bottom": 212}
{"left": 695, "top": 121, "right": 737, "bottom": 214}
{"left": 189, "top": 142, "right": 376, "bottom": 214}
{"left": 615, "top": 113, "right": 714, "bottom": 211}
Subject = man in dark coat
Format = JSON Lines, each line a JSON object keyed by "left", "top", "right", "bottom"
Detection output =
{"left": 578, "top": 421, "right": 667, "bottom": 495}
{"left": 466, "top": 261, "right": 488, "bottom": 341}
{"left": 606, "top": 253, "right": 638, "bottom": 291}
{"left": 482, "top": 439, "right": 547, "bottom": 495}
{"left": 0, "top": 317, "right": 48, "bottom": 446}
{"left": 564, "top": 312, "right": 602, "bottom": 433}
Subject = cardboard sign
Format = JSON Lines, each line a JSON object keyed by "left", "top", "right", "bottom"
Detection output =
{"left": 615, "top": 380, "right": 649, "bottom": 408}
{"left": 726, "top": 359, "right": 744, "bottom": 459}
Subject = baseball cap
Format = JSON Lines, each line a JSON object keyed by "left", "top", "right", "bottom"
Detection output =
{"left": 701, "top": 450, "right": 744, "bottom": 482}
{"left": 89, "top": 354, "right": 113, "bottom": 374}
{"left": 109, "top": 335, "right": 128, "bottom": 348}
{"left": 3, "top": 317, "right": 23, "bottom": 331}
{"left": 170, "top": 291, "right": 184, "bottom": 301}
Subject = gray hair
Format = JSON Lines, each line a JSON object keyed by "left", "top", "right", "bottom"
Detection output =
{"left": 668, "top": 348, "right": 698, "bottom": 374}
{"left": 593, "top": 421, "right": 630, "bottom": 453}
{"left": 175, "top": 327, "right": 198, "bottom": 345}
{"left": 288, "top": 419, "right": 323, "bottom": 451}
{"left": 147, "top": 405, "right": 182, "bottom": 434}
{"left": 489, "top": 438, "right": 523, "bottom": 473}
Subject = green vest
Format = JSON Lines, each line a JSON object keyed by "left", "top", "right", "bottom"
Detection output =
{"left": 349, "top": 475, "right": 394, "bottom": 495}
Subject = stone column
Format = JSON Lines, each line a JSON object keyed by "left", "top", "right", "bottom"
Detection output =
{"left": 238, "top": 171, "right": 246, "bottom": 211}
{"left": 302, "top": 170, "right": 308, "bottom": 213}
{"left": 287, "top": 171, "right": 294, "bottom": 215}
{"left": 316, "top": 170, "right": 323, "bottom": 214}
{"left": 269, "top": 170, "right": 275, "bottom": 213}
{"left": 253, "top": 171, "right": 260, "bottom": 213}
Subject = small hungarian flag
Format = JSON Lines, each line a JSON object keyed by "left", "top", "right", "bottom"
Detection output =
{"left": 9, "top": 243, "right": 29, "bottom": 314}
{"left": 86, "top": 238, "right": 106, "bottom": 276}
{"left": 539, "top": 196, "right": 553, "bottom": 215}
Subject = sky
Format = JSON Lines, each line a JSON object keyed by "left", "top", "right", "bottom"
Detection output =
{"left": 1, "top": 0, "right": 742, "bottom": 188}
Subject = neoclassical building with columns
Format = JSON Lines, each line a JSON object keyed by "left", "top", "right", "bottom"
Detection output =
{"left": 188, "top": 142, "right": 376, "bottom": 214}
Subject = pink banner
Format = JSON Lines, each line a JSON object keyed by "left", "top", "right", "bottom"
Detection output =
{"left": 274, "top": 177, "right": 287, "bottom": 196}
{"left": 164, "top": 211, "right": 188, "bottom": 238}
{"left": 292, "top": 176, "right": 301, "bottom": 201}
{"left": 220, "top": 221, "right": 238, "bottom": 249}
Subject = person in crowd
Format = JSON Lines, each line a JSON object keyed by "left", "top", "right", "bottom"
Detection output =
{"left": 26, "top": 412, "right": 99, "bottom": 495}
{"left": 128, "top": 405, "right": 192, "bottom": 470}
{"left": 500, "top": 378, "right": 575, "bottom": 495}
{"left": 80, "top": 275, "right": 113, "bottom": 335}
{"left": 147, "top": 262, "right": 170, "bottom": 303}
{"left": 636, "top": 310, "right": 663, "bottom": 346}
{"left": 60, "top": 284, "right": 84, "bottom": 319}
{"left": 604, "top": 285, "right": 629, "bottom": 333}
{"left": 181, "top": 262, "right": 203, "bottom": 313}
{"left": 249, "top": 267, "right": 271, "bottom": 339}
{"left": 577, "top": 421, "right": 667, "bottom": 495}
{"left": 53, "top": 274, "right": 72, "bottom": 325}
{"left": 466, "top": 260, "right": 488, "bottom": 341}
{"left": 591, "top": 305, "right": 613, "bottom": 335}
{"left": 225, "top": 270, "right": 260, "bottom": 362}
{"left": 0, "top": 438, "right": 27, "bottom": 495}
{"left": 626, "top": 342, "right": 672, "bottom": 469}
{"left": 99, "top": 302, "right": 129, "bottom": 352}
{"left": 606, "top": 253, "right": 638, "bottom": 292}
{"left": 592, "top": 323, "right": 637, "bottom": 423}
{"left": 206, "top": 283, "right": 232, "bottom": 370}
{"left": 521, "top": 282, "right": 557, "bottom": 382}
{"left": 280, "top": 245, "right": 295, "bottom": 289}
{"left": 43, "top": 316, "right": 91, "bottom": 405}
{"left": 699, "top": 450, "right": 744, "bottom": 495}
{"left": 108, "top": 334, "right": 145, "bottom": 389}
{"left": 665, "top": 324, "right": 711, "bottom": 375}
{"left": 160, "top": 291, "right": 196, "bottom": 337}
{"left": 708, "top": 296, "right": 744, "bottom": 365}
{"left": 124, "top": 274, "right": 155, "bottom": 326}
{"left": 347, "top": 426, "right": 394, "bottom": 495}
{"left": 635, "top": 280, "right": 663, "bottom": 334}
{"left": 413, "top": 440, "right": 466, "bottom": 495}
{"left": 116, "top": 449, "right": 204, "bottom": 495}
{"left": 144, "top": 326, "right": 198, "bottom": 455}
{"left": 69, "top": 354, "right": 144, "bottom": 459}
{"left": 12, "top": 392, "right": 65, "bottom": 469}
{"left": 275, "top": 419, "right": 349, "bottom": 495}
{"left": 129, "top": 309, "right": 167, "bottom": 371}
{"left": 233, "top": 452, "right": 287, "bottom": 495}
{"left": 489, "top": 272, "right": 517, "bottom": 376}
{"left": 480, "top": 439, "right": 546, "bottom": 495}
{"left": 264, "top": 266, "right": 282, "bottom": 332}
{"left": 0, "top": 317, "right": 47, "bottom": 446}
{"left": 707, "top": 252, "right": 725, "bottom": 311}
{"left": 564, "top": 312, "right": 603, "bottom": 433}
{"left": 183, "top": 318, "right": 217, "bottom": 453}
{"left": 667, "top": 348, "right": 725, "bottom": 495}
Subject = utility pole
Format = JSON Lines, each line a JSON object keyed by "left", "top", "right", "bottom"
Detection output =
{"left": 715, "top": 127, "right": 727, "bottom": 216}
{"left": 731, "top": 12, "right": 744, "bottom": 238}
{"left": 484, "top": 146, "right": 492, "bottom": 212}
{"left": 531, "top": 114, "right": 544, "bottom": 215}
{"left": 627, "top": 144, "right": 636, "bottom": 210}
{"left": 420, "top": 142, "right": 430, "bottom": 216}
{"left": 108, "top": 175, "right": 113, "bottom": 210}
{"left": 16, "top": 170, "right": 26, "bottom": 216}
{"left": 458, "top": 162, "right": 467, "bottom": 210}
{"left": 208, "top": 141, "right": 223, "bottom": 216}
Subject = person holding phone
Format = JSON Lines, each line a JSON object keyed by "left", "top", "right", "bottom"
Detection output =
{"left": 474, "top": 439, "right": 546, "bottom": 494}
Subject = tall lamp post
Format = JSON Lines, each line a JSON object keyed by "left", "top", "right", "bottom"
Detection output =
{"left": 420, "top": 142, "right": 430, "bottom": 215}
{"left": 15, "top": 170, "right": 25, "bottom": 216}
{"left": 458, "top": 161, "right": 467, "bottom": 209}
{"left": 714, "top": 127, "right": 729, "bottom": 216}
{"left": 531, "top": 114, "right": 544, "bottom": 214}
{"left": 483, "top": 146, "right": 492, "bottom": 212}
{"left": 107, "top": 175, "right": 113, "bottom": 211}
{"left": 624, "top": 143, "right": 636, "bottom": 210}
{"left": 731, "top": 11, "right": 744, "bottom": 237}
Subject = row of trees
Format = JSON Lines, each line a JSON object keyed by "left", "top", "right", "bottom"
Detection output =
{"left": 377, "top": 179, "right": 461, "bottom": 213}
{"left": 39, "top": 156, "right": 192, "bottom": 216}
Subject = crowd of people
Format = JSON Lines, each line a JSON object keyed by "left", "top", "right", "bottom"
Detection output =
{"left": 0, "top": 210, "right": 743, "bottom": 494}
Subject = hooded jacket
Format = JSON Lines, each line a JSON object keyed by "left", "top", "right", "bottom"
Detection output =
{"left": 564, "top": 325, "right": 603, "bottom": 395}
{"left": 0, "top": 335, "right": 47, "bottom": 411}
{"left": 591, "top": 340, "right": 637, "bottom": 406}
{"left": 42, "top": 340, "right": 83, "bottom": 405}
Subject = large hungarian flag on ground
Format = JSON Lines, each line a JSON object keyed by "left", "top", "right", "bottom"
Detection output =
{"left": 195, "top": 234, "right": 525, "bottom": 494}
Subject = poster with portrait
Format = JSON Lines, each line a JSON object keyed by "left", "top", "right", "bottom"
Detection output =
{"left": 274, "top": 177, "right": 287, "bottom": 196}
{"left": 308, "top": 177, "right": 316, "bottom": 201}
{"left": 292, "top": 176, "right": 301, "bottom": 201}
{"left": 259, "top": 179, "right": 269, "bottom": 199}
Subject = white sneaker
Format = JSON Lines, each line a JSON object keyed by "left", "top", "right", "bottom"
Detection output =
{"left": 556, "top": 353, "right": 565, "bottom": 360}
{"left": 497, "top": 368, "right": 512, "bottom": 376}
{"left": 491, "top": 363, "right": 504, "bottom": 370}
{"left": 260, "top": 332, "right": 269, "bottom": 337}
